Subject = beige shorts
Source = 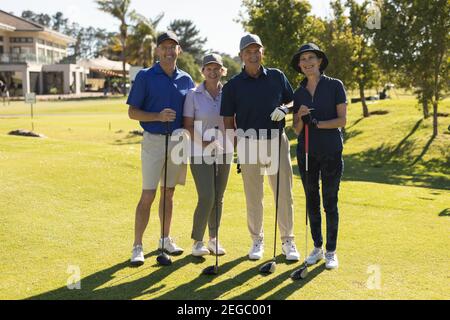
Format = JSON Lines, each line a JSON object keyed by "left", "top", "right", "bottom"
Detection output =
{"left": 141, "top": 131, "right": 187, "bottom": 190}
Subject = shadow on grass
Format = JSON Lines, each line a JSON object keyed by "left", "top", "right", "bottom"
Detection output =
{"left": 156, "top": 254, "right": 310, "bottom": 300}
{"left": 155, "top": 256, "right": 249, "bottom": 299}
{"left": 26, "top": 251, "right": 214, "bottom": 300}
{"left": 342, "top": 146, "right": 449, "bottom": 190}
{"left": 289, "top": 117, "right": 449, "bottom": 190}
{"left": 438, "top": 208, "right": 450, "bottom": 217}
{"left": 232, "top": 263, "right": 326, "bottom": 300}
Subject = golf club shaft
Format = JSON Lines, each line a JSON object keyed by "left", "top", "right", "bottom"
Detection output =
{"left": 162, "top": 121, "right": 169, "bottom": 253}
{"left": 273, "top": 122, "right": 282, "bottom": 259}
{"left": 305, "top": 124, "right": 309, "bottom": 266}
{"left": 214, "top": 126, "right": 219, "bottom": 269}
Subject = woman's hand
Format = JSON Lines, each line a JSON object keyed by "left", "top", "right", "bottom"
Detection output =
{"left": 298, "top": 105, "right": 311, "bottom": 117}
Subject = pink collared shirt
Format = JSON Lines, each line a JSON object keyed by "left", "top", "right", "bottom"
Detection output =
{"left": 183, "top": 82, "right": 228, "bottom": 158}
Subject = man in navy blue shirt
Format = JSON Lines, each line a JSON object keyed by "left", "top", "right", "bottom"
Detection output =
{"left": 221, "top": 34, "right": 300, "bottom": 262}
{"left": 292, "top": 43, "right": 347, "bottom": 270}
{"left": 127, "top": 31, "right": 195, "bottom": 266}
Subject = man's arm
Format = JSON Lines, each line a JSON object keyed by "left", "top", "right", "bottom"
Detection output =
{"left": 128, "top": 106, "right": 176, "bottom": 122}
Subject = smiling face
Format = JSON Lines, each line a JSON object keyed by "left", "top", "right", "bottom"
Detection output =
{"left": 202, "top": 63, "right": 224, "bottom": 82}
{"left": 156, "top": 39, "right": 181, "bottom": 65}
{"left": 240, "top": 44, "right": 263, "bottom": 69}
{"left": 298, "top": 51, "right": 322, "bottom": 76}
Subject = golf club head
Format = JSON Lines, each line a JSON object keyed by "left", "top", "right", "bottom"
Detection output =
{"left": 202, "top": 265, "right": 218, "bottom": 276}
{"left": 259, "top": 261, "right": 276, "bottom": 274}
{"left": 290, "top": 265, "right": 308, "bottom": 280}
{"left": 156, "top": 252, "right": 172, "bottom": 266}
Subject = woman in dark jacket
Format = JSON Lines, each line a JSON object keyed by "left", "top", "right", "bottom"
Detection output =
{"left": 291, "top": 43, "right": 347, "bottom": 269}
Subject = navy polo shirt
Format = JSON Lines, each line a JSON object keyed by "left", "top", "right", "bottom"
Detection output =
{"left": 126, "top": 62, "right": 195, "bottom": 134}
{"left": 293, "top": 74, "right": 347, "bottom": 155}
{"left": 220, "top": 66, "right": 293, "bottom": 137}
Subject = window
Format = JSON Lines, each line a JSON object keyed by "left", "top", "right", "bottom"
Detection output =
{"left": 0, "top": 36, "right": 3, "bottom": 42}
{"left": 38, "top": 39, "right": 45, "bottom": 45}
{"left": 10, "top": 37, "right": 33, "bottom": 43}
{"left": 0, "top": 46, "right": 3, "bottom": 54}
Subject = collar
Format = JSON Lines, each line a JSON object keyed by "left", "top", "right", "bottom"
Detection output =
{"left": 195, "top": 81, "right": 223, "bottom": 94}
{"left": 241, "top": 65, "right": 268, "bottom": 79}
{"left": 154, "top": 62, "right": 180, "bottom": 78}
{"left": 300, "top": 73, "right": 326, "bottom": 88}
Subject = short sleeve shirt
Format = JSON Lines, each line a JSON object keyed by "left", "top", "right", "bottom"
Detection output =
{"left": 183, "top": 82, "right": 230, "bottom": 157}
{"left": 126, "top": 62, "right": 195, "bottom": 134}
{"left": 220, "top": 66, "right": 293, "bottom": 138}
{"left": 293, "top": 74, "right": 347, "bottom": 155}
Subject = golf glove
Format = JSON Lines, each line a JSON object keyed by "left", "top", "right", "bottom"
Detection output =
{"left": 301, "top": 114, "right": 319, "bottom": 128}
{"left": 270, "top": 106, "right": 289, "bottom": 121}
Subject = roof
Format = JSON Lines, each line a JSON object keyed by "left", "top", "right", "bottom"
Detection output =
{"left": 0, "top": 10, "right": 75, "bottom": 43}
{"left": 0, "top": 10, "right": 46, "bottom": 31}
{"left": 78, "top": 57, "right": 131, "bottom": 72}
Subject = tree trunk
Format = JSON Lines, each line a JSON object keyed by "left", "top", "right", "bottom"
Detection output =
{"left": 432, "top": 101, "right": 438, "bottom": 137}
{"left": 422, "top": 99, "right": 429, "bottom": 119}
{"left": 359, "top": 82, "right": 369, "bottom": 117}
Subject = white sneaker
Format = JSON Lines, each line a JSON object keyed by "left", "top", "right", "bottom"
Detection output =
{"left": 325, "top": 251, "right": 339, "bottom": 269}
{"left": 158, "top": 237, "right": 184, "bottom": 255}
{"left": 207, "top": 238, "right": 226, "bottom": 256}
{"left": 306, "top": 247, "right": 324, "bottom": 266}
{"left": 130, "top": 244, "right": 145, "bottom": 266}
{"left": 281, "top": 239, "right": 300, "bottom": 261}
{"left": 249, "top": 239, "right": 264, "bottom": 260}
{"left": 192, "top": 241, "right": 210, "bottom": 257}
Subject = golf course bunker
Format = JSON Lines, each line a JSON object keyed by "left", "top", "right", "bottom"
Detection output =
{"left": 8, "top": 130, "right": 46, "bottom": 138}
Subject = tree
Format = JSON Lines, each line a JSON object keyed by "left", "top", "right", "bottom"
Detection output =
{"left": 177, "top": 52, "right": 202, "bottom": 83}
{"left": 21, "top": 11, "right": 51, "bottom": 27}
{"left": 169, "top": 19, "right": 207, "bottom": 63}
{"left": 52, "top": 12, "right": 69, "bottom": 32}
{"left": 345, "top": 0, "right": 382, "bottom": 117}
{"left": 221, "top": 54, "right": 242, "bottom": 82}
{"left": 127, "top": 12, "right": 164, "bottom": 67}
{"left": 239, "top": 0, "right": 324, "bottom": 85}
{"left": 318, "top": 1, "right": 357, "bottom": 89}
{"left": 96, "top": 0, "right": 131, "bottom": 96}
{"left": 374, "top": 0, "right": 450, "bottom": 136}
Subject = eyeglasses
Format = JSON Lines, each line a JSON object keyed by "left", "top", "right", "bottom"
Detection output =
{"left": 159, "top": 45, "right": 178, "bottom": 52}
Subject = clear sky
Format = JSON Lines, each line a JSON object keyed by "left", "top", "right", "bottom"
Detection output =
{"left": 1, "top": 0, "right": 337, "bottom": 56}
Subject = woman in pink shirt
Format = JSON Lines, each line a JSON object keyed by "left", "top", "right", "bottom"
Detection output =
{"left": 183, "top": 54, "right": 232, "bottom": 257}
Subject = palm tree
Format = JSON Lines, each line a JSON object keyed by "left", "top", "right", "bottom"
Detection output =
{"left": 95, "top": 0, "right": 131, "bottom": 96}
{"left": 127, "top": 12, "right": 164, "bottom": 67}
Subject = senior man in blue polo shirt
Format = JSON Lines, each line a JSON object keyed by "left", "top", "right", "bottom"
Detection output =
{"left": 127, "top": 31, "right": 195, "bottom": 266}
{"left": 221, "top": 34, "right": 300, "bottom": 261}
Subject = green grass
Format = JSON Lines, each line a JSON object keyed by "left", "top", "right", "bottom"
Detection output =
{"left": 0, "top": 96, "right": 449, "bottom": 300}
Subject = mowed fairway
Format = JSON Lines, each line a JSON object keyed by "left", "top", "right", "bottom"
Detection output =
{"left": 0, "top": 95, "right": 449, "bottom": 300}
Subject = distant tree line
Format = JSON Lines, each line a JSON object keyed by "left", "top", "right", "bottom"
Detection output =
{"left": 240, "top": 0, "right": 449, "bottom": 136}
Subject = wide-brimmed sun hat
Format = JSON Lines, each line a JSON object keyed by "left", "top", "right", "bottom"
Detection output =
{"left": 291, "top": 43, "right": 328, "bottom": 74}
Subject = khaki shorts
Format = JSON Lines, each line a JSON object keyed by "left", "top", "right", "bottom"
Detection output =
{"left": 141, "top": 131, "right": 187, "bottom": 190}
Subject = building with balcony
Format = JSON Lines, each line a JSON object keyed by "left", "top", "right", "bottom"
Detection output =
{"left": 0, "top": 10, "right": 87, "bottom": 96}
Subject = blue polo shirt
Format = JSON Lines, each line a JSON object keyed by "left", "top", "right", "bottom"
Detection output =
{"left": 293, "top": 74, "right": 347, "bottom": 155}
{"left": 126, "top": 62, "right": 195, "bottom": 134}
{"left": 220, "top": 66, "right": 293, "bottom": 138}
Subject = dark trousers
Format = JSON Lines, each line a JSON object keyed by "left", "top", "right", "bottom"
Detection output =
{"left": 296, "top": 148, "right": 343, "bottom": 252}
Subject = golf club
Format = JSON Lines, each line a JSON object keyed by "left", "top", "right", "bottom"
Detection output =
{"left": 203, "top": 126, "right": 220, "bottom": 276}
{"left": 291, "top": 123, "right": 309, "bottom": 280}
{"left": 259, "top": 122, "right": 283, "bottom": 274}
{"left": 156, "top": 121, "right": 172, "bottom": 266}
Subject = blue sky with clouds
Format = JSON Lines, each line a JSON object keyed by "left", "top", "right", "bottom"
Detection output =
{"left": 1, "top": 0, "right": 338, "bottom": 55}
